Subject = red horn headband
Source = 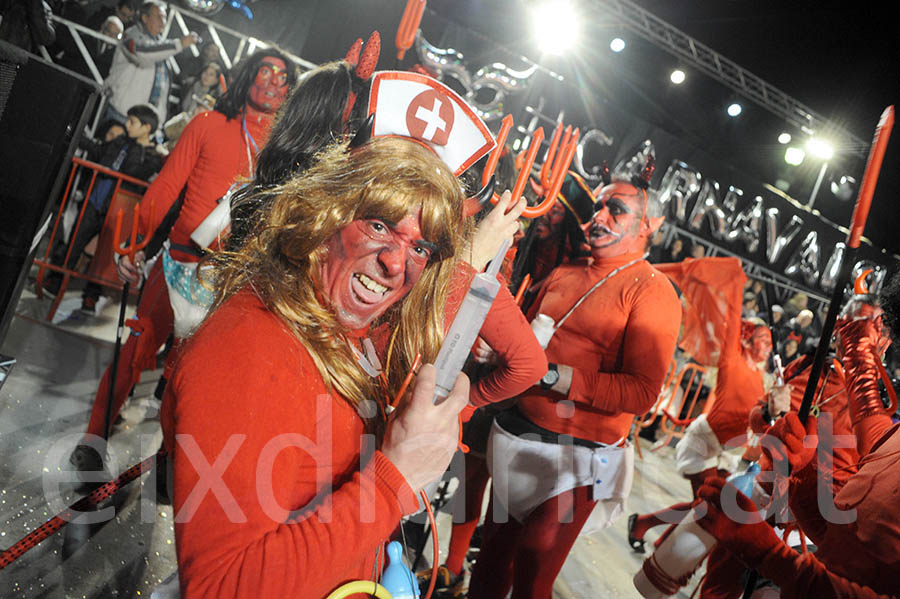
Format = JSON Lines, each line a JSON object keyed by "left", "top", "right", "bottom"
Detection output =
{"left": 343, "top": 31, "right": 381, "bottom": 125}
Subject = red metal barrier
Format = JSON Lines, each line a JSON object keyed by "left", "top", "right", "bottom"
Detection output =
{"left": 34, "top": 156, "right": 150, "bottom": 320}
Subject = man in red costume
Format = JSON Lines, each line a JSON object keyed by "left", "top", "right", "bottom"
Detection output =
{"left": 161, "top": 69, "right": 542, "bottom": 597}
{"left": 468, "top": 164, "right": 683, "bottom": 599}
{"left": 70, "top": 50, "right": 298, "bottom": 474}
{"left": 627, "top": 257, "right": 773, "bottom": 554}
{"left": 691, "top": 278, "right": 900, "bottom": 598}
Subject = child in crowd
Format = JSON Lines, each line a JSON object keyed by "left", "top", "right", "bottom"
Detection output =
{"left": 46, "top": 103, "right": 163, "bottom": 313}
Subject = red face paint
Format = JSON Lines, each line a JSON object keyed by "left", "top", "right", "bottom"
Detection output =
{"left": 745, "top": 327, "right": 773, "bottom": 363}
{"left": 248, "top": 57, "right": 289, "bottom": 113}
{"left": 582, "top": 182, "right": 646, "bottom": 259}
{"left": 533, "top": 200, "right": 566, "bottom": 240}
{"left": 319, "top": 214, "right": 435, "bottom": 330}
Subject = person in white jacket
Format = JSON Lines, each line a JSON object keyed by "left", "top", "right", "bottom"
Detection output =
{"left": 105, "top": 0, "right": 196, "bottom": 123}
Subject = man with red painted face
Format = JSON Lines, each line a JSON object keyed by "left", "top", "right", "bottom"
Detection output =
{"left": 69, "top": 51, "right": 298, "bottom": 476}
{"left": 468, "top": 168, "right": 683, "bottom": 599}
{"left": 159, "top": 137, "right": 489, "bottom": 598}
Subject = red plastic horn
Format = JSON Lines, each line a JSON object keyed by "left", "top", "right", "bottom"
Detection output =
{"left": 396, "top": 0, "right": 426, "bottom": 61}
{"left": 854, "top": 269, "right": 873, "bottom": 295}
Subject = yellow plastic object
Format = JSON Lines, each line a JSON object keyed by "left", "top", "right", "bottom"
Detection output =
{"left": 326, "top": 580, "right": 393, "bottom": 599}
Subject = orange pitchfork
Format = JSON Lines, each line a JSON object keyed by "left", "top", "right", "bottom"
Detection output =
{"left": 481, "top": 115, "right": 580, "bottom": 218}
{"left": 395, "top": 0, "right": 426, "bottom": 61}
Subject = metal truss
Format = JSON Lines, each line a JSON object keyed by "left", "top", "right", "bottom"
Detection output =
{"left": 595, "top": 0, "right": 869, "bottom": 158}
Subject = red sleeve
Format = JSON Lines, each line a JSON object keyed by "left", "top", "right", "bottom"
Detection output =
{"left": 170, "top": 312, "right": 419, "bottom": 598}
{"left": 568, "top": 275, "right": 681, "bottom": 415}
{"left": 137, "top": 115, "right": 205, "bottom": 243}
{"left": 443, "top": 261, "right": 478, "bottom": 330}
{"left": 468, "top": 285, "right": 547, "bottom": 407}
{"left": 761, "top": 546, "right": 895, "bottom": 598}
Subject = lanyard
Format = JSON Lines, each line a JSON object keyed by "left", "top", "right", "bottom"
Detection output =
{"left": 241, "top": 114, "right": 260, "bottom": 174}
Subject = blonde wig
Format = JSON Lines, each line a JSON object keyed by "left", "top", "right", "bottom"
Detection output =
{"left": 207, "top": 137, "right": 470, "bottom": 432}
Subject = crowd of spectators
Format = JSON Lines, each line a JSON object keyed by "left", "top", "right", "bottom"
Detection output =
{"left": 0, "top": 0, "right": 247, "bottom": 312}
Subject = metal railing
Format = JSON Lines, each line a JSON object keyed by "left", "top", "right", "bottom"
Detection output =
{"left": 34, "top": 157, "right": 151, "bottom": 321}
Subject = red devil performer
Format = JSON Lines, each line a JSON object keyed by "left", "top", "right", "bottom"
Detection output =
{"left": 160, "top": 69, "right": 544, "bottom": 598}
{"left": 468, "top": 156, "right": 683, "bottom": 599}
{"left": 69, "top": 49, "right": 299, "bottom": 476}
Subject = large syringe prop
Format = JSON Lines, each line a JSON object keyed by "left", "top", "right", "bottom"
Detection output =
{"left": 432, "top": 238, "right": 510, "bottom": 404}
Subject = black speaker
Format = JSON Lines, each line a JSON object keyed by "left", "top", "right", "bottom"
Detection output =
{"left": 0, "top": 41, "right": 100, "bottom": 344}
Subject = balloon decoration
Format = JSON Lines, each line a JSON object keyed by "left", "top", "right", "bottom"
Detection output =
{"left": 656, "top": 161, "right": 702, "bottom": 223}
{"left": 688, "top": 179, "right": 729, "bottom": 239}
{"left": 820, "top": 243, "right": 845, "bottom": 292}
{"left": 784, "top": 231, "right": 821, "bottom": 287}
{"left": 725, "top": 193, "right": 762, "bottom": 254}
{"left": 574, "top": 128, "right": 614, "bottom": 185}
{"left": 765, "top": 208, "right": 803, "bottom": 264}
{"left": 414, "top": 32, "right": 537, "bottom": 121}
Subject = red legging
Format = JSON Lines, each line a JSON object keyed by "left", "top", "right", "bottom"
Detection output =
{"left": 468, "top": 485, "right": 597, "bottom": 599}
{"left": 445, "top": 452, "right": 491, "bottom": 576}
{"left": 85, "top": 260, "right": 173, "bottom": 439}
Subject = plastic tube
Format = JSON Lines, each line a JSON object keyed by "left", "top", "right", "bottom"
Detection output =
{"left": 432, "top": 239, "right": 510, "bottom": 404}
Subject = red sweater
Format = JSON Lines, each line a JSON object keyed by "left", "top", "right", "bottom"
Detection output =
{"left": 161, "top": 290, "right": 420, "bottom": 598}
{"left": 519, "top": 252, "right": 681, "bottom": 444}
{"left": 139, "top": 109, "right": 272, "bottom": 262}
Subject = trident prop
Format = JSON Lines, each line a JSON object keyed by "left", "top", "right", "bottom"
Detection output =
{"left": 395, "top": 0, "right": 426, "bottom": 62}
{"left": 480, "top": 115, "right": 580, "bottom": 218}
{"left": 105, "top": 200, "right": 154, "bottom": 440}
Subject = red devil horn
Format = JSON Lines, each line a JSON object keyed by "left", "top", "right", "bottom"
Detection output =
{"left": 356, "top": 31, "right": 381, "bottom": 82}
{"left": 345, "top": 38, "right": 363, "bottom": 67}
{"left": 854, "top": 269, "right": 873, "bottom": 295}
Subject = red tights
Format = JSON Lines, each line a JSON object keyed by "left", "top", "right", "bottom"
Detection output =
{"left": 85, "top": 260, "right": 173, "bottom": 439}
{"left": 445, "top": 452, "right": 491, "bottom": 576}
{"left": 467, "top": 485, "right": 597, "bottom": 599}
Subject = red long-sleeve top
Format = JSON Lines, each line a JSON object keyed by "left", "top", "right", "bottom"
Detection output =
{"left": 518, "top": 251, "right": 681, "bottom": 444}
{"left": 138, "top": 109, "right": 271, "bottom": 262}
{"left": 161, "top": 290, "right": 421, "bottom": 598}
{"left": 702, "top": 263, "right": 766, "bottom": 447}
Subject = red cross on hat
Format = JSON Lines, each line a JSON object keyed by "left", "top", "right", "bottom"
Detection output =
{"left": 368, "top": 71, "right": 495, "bottom": 176}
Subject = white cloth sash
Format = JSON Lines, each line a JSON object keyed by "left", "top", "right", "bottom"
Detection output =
{"left": 487, "top": 420, "right": 633, "bottom": 528}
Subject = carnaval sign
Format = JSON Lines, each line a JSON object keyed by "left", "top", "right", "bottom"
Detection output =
{"left": 655, "top": 159, "right": 887, "bottom": 294}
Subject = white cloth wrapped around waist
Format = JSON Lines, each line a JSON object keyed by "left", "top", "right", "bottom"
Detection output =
{"left": 487, "top": 419, "right": 633, "bottom": 527}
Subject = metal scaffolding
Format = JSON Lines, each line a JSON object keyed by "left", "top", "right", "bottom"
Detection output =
{"left": 595, "top": 0, "right": 869, "bottom": 158}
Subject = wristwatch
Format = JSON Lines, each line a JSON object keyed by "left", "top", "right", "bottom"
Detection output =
{"left": 540, "top": 363, "right": 559, "bottom": 390}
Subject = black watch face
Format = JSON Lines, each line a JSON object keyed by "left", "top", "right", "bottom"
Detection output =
{"left": 543, "top": 369, "right": 559, "bottom": 386}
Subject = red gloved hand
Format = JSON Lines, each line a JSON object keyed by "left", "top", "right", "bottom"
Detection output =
{"left": 836, "top": 317, "right": 888, "bottom": 426}
{"left": 760, "top": 412, "right": 818, "bottom": 475}
{"left": 695, "top": 477, "right": 781, "bottom": 569}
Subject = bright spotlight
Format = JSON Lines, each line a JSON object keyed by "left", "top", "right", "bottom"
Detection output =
{"left": 727, "top": 103, "right": 742, "bottom": 117}
{"left": 609, "top": 37, "right": 625, "bottom": 53}
{"left": 777, "top": 132, "right": 792, "bottom": 144}
{"left": 670, "top": 69, "right": 685, "bottom": 84}
{"left": 533, "top": 2, "right": 579, "bottom": 54}
{"left": 806, "top": 137, "right": 835, "bottom": 160}
{"left": 785, "top": 146, "right": 806, "bottom": 166}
